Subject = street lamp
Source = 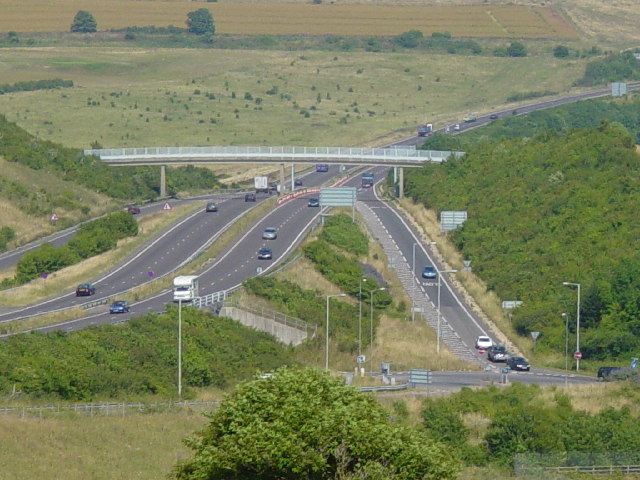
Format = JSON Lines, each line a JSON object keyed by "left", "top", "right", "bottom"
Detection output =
{"left": 177, "top": 299, "right": 183, "bottom": 397}
{"left": 369, "top": 287, "right": 386, "bottom": 375}
{"left": 562, "top": 282, "right": 581, "bottom": 371}
{"left": 325, "top": 293, "right": 347, "bottom": 370}
{"left": 437, "top": 268, "right": 457, "bottom": 354}
{"left": 411, "top": 243, "right": 418, "bottom": 321}
{"left": 562, "top": 312, "right": 568, "bottom": 385}
{"left": 358, "top": 278, "right": 367, "bottom": 355}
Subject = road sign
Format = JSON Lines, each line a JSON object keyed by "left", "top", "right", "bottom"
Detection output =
{"left": 162, "top": 202, "right": 171, "bottom": 210}
{"left": 319, "top": 187, "right": 356, "bottom": 207}
{"left": 530, "top": 331, "right": 540, "bottom": 341}
{"left": 356, "top": 355, "right": 366, "bottom": 364}
{"left": 409, "top": 369, "right": 432, "bottom": 386}
{"left": 574, "top": 351, "right": 582, "bottom": 360}
{"left": 50, "top": 212, "right": 58, "bottom": 222}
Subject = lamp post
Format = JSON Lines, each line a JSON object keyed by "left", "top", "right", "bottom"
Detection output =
{"left": 437, "top": 269, "right": 457, "bottom": 354}
{"left": 325, "top": 293, "right": 347, "bottom": 370}
{"left": 562, "top": 282, "right": 581, "bottom": 371}
{"left": 369, "top": 287, "right": 386, "bottom": 375}
{"left": 562, "top": 312, "right": 568, "bottom": 386}
{"left": 358, "top": 278, "right": 367, "bottom": 355}
{"left": 411, "top": 243, "right": 418, "bottom": 322}
{"left": 178, "top": 299, "right": 182, "bottom": 397}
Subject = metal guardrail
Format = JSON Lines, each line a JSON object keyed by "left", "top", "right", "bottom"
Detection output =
{"left": 356, "top": 383, "right": 409, "bottom": 392}
{"left": 192, "top": 290, "right": 227, "bottom": 308}
{"left": 84, "top": 146, "right": 464, "bottom": 165}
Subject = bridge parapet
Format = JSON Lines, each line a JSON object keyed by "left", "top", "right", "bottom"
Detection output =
{"left": 84, "top": 145, "right": 464, "bottom": 166}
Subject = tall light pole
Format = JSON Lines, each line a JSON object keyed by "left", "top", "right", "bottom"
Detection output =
{"left": 437, "top": 268, "right": 457, "bottom": 354}
{"left": 369, "top": 287, "right": 386, "bottom": 375}
{"left": 562, "top": 282, "right": 581, "bottom": 371}
{"left": 358, "top": 278, "right": 367, "bottom": 355}
{"left": 562, "top": 312, "right": 568, "bottom": 385}
{"left": 326, "top": 293, "right": 346, "bottom": 370}
{"left": 178, "top": 299, "right": 183, "bottom": 397}
{"left": 411, "top": 243, "right": 418, "bottom": 321}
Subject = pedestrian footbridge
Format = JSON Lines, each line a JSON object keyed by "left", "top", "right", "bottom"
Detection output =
{"left": 84, "top": 145, "right": 464, "bottom": 197}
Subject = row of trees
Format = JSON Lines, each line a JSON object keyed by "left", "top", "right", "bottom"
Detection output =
{"left": 0, "top": 78, "right": 72, "bottom": 94}
{"left": 409, "top": 121, "right": 640, "bottom": 362}
{"left": 71, "top": 9, "right": 214, "bottom": 36}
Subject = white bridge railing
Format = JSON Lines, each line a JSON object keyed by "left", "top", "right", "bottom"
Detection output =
{"left": 84, "top": 145, "right": 464, "bottom": 165}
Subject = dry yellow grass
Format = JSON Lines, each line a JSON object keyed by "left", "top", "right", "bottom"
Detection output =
{"left": 0, "top": 0, "right": 577, "bottom": 39}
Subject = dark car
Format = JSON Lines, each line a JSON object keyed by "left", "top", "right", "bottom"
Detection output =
{"left": 422, "top": 266, "right": 437, "bottom": 279}
{"left": 308, "top": 198, "right": 320, "bottom": 207}
{"left": 596, "top": 366, "right": 636, "bottom": 381}
{"left": 507, "top": 356, "right": 530, "bottom": 371}
{"left": 245, "top": 193, "right": 256, "bottom": 202}
{"left": 109, "top": 300, "right": 130, "bottom": 314}
{"left": 294, "top": 179, "right": 303, "bottom": 187}
{"left": 76, "top": 283, "right": 96, "bottom": 296}
{"left": 205, "top": 202, "right": 218, "bottom": 212}
{"left": 489, "top": 113, "right": 498, "bottom": 120}
{"left": 487, "top": 345, "right": 508, "bottom": 362}
{"left": 257, "top": 247, "right": 273, "bottom": 260}
{"left": 126, "top": 205, "right": 141, "bottom": 214}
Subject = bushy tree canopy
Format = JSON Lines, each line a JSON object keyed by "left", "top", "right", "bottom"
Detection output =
{"left": 186, "top": 8, "right": 215, "bottom": 36}
{"left": 175, "top": 367, "right": 459, "bottom": 480}
{"left": 71, "top": 10, "right": 97, "bottom": 33}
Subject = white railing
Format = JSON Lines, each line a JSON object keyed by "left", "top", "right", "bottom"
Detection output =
{"left": 84, "top": 146, "right": 464, "bottom": 165}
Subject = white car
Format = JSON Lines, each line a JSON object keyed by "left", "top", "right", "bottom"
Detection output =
{"left": 453, "top": 123, "right": 461, "bottom": 131}
{"left": 475, "top": 336, "right": 493, "bottom": 350}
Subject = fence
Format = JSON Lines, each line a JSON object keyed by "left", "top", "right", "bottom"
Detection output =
{"left": 515, "top": 452, "right": 640, "bottom": 478}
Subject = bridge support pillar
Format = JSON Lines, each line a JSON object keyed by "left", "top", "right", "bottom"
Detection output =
{"left": 398, "top": 167, "right": 404, "bottom": 199}
{"left": 160, "top": 165, "right": 167, "bottom": 198}
{"left": 279, "top": 164, "right": 286, "bottom": 194}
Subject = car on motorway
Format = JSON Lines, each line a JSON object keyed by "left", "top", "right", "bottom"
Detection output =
{"left": 294, "top": 179, "right": 303, "bottom": 187}
{"left": 257, "top": 247, "right": 273, "bottom": 260}
{"left": 109, "top": 300, "right": 130, "bottom": 314}
{"left": 475, "top": 336, "right": 493, "bottom": 350}
{"left": 126, "top": 204, "right": 141, "bottom": 214}
{"left": 245, "top": 193, "right": 256, "bottom": 202}
{"left": 308, "top": 198, "right": 320, "bottom": 207}
{"left": 262, "top": 227, "right": 277, "bottom": 240}
{"left": 205, "top": 202, "right": 218, "bottom": 212}
{"left": 453, "top": 124, "right": 461, "bottom": 131}
{"left": 487, "top": 344, "right": 508, "bottom": 362}
{"left": 75, "top": 283, "right": 96, "bottom": 296}
{"left": 507, "top": 356, "right": 530, "bottom": 371}
{"left": 422, "top": 265, "right": 437, "bottom": 279}
{"left": 489, "top": 113, "right": 498, "bottom": 120}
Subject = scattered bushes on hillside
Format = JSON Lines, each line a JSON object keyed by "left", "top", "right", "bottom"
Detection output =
{"left": 408, "top": 122, "right": 640, "bottom": 361}
{"left": 0, "top": 306, "right": 295, "bottom": 401}
{"left": 14, "top": 211, "right": 137, "bottom": 283}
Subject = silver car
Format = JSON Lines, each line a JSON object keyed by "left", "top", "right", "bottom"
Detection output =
{"left": 262, "top": 227, "right": 277, "bottom": 240}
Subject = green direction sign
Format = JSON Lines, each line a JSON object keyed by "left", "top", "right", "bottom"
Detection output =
{"left": 320, "top": 187, "right": 357, "bottom": 207}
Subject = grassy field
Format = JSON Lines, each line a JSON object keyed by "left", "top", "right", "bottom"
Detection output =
{"left": 0, "top": 48, "right": 589, "bottom": 149}
{"left": 0, "top": 0, "right": 577, "bottom": 39}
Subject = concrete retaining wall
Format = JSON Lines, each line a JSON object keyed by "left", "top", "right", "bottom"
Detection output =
{"left": 218, "top": 306, "right": 308, "bottom": 346}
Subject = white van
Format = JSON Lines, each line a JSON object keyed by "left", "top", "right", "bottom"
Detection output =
{"left": 173, "top": 275, "right": 199, "bottom": 302}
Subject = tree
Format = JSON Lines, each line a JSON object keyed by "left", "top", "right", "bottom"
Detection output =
{"left": 394, "top": 30, "right": 424, "bottom": 48}
{"left": 553, "top": 45, "right": 570, "bottom": 58}
{"left": 174, "top": 367, "right": 459, "bottom": 480}
{"left": 186, "top": 8, "right": 214, "bottom": 36}
{"left": 507, "top": 41, "right": 527, "bottom": 57}
{"left": 70, "top": 10, "right": 97, "bottom": 33}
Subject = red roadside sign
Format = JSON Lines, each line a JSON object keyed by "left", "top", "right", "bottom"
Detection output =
{"left": 574, "top": 351, "right": 582, "bottom": 360}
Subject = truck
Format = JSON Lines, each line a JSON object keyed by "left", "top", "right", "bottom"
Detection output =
{"left": 361, "top": 172, "right": 375, "bottom": 188}
{"left": 416, "top": 123, "right": 433, "bottom": 137}
{"left": 173, "top": 275, "right": 199, "bottom": 302}
{"left": 463, "top": 114, "right": 477, "bottom": 123}
{"left": 254, "top": 176, "right": 269, "bottom": 194}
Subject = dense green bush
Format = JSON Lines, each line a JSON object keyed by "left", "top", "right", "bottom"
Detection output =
{"left": 421, "top": 383, "right": 640, "bottom": 469}
{"left": 408, "top": 122, "right": 640, "bottom": 360}
{"left": 319, "top": 213, "right": 369, "bottom": 255}
{"left": 0, "top": 226, "right": 15, "bottom": 252}
{"left": 0, "top": 79, "right": 73, "bottom": 94}
{"left": 0, "top": 306, "right": 295, "bottom": 401}
{"left": 578, "top": 51, "right": 640, "bottom": 86}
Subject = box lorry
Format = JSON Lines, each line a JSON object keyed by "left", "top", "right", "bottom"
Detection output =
{"left": 416, "top": 123, "right": 433, "bottom": 137}
{"left": 254, "top": 176, "right": 269, "bottom": 193}
{"left": 173, "top": 275, "right": 199, "bottom": 302}
{"left": 361, "top": 172, "right": 375, "bottom": 188}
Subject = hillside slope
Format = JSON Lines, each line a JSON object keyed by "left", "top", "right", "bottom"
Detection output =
{"left": 405, "top": 121, "right": 640, "bottom": 362}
